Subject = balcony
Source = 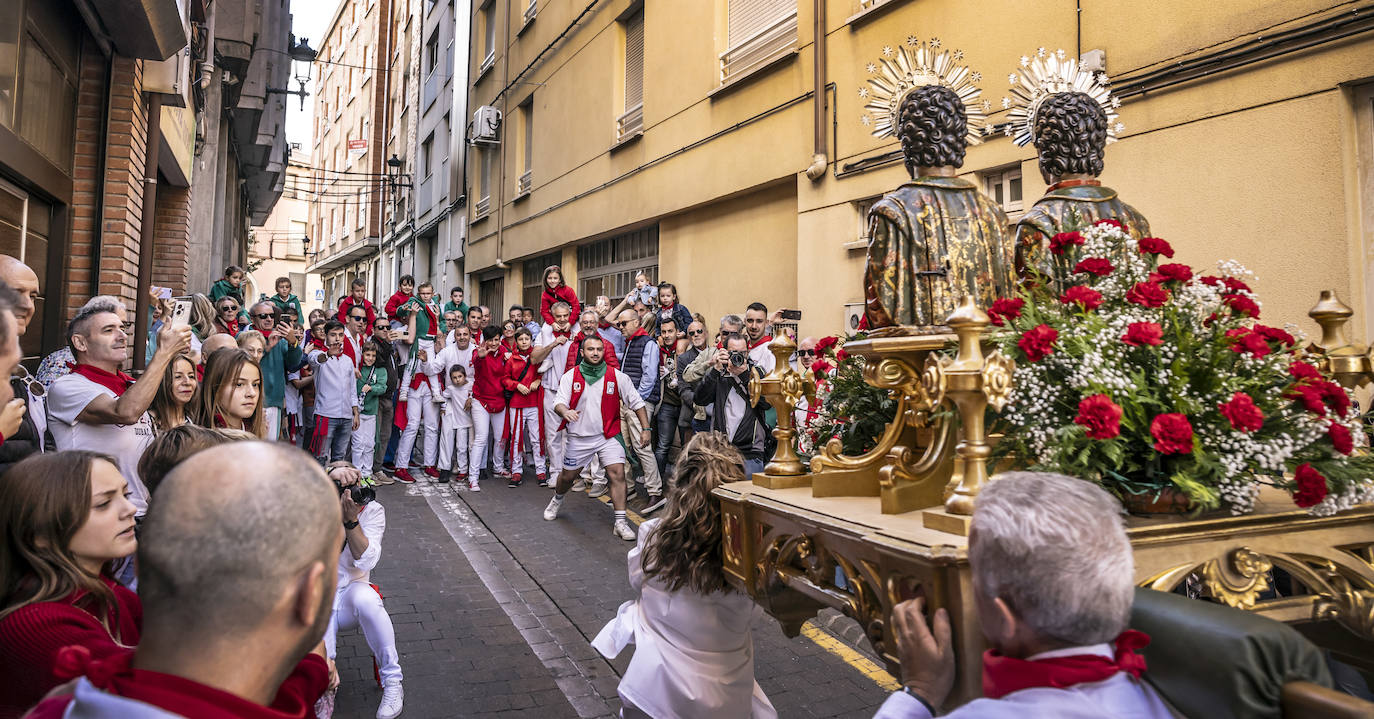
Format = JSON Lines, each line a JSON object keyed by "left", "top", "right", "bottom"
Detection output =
{"left": 516, "top": 170, "right": 532, "bottom": 198}
{"left": 475, "top": 195, "right": 491, "bottom": 221}
{"left": 522, "top": 0, "right": 537, "bottom": 26}
{"left": 615, "top": 103, "right": 644, "bottom": 144}
{"left": 718, "top": 9, "right": 798, "bottom": 84}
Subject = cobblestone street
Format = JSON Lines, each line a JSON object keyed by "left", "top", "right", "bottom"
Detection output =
{"left": 329, "top": 480, "right": 894, "bottom": 718}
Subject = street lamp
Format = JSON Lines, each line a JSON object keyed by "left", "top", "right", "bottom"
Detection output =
{"left": 267, "top": 35, "right": 317, "bottom": 110}
{"left": 301, "top": 234, "right": 311, "bottom": 256}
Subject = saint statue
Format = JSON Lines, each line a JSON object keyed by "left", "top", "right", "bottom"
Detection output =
{"left": 860, "top": 42, "right": 1012, "bottom": 329}
{"left": 1003, "top": 51, "right": 1150, "bottom": 283}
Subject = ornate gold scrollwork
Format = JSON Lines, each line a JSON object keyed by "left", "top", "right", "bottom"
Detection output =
{"left": 1312, "top": 562, "right": 1374, "bottom": 640}
{"left": 1197, "top": 547, "right": 1273, "bottom": 610}
{"left": 920, "top": 353, "right": 948, "bottom": 410}
{"left": 981, "top": 350, "right": 1015, "bottom": 411}
{"left": 813, "top": 356, "right": 928, "bottom": 473}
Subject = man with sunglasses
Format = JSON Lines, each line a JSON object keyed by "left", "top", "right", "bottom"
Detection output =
{"left": 613, "top": 309, "right": 663, "bottom": 507}
{"left": 250, "top": 301, "right": 305, "bottom": 441}
{"left": 341, "top": 306, "right": 369, "bottom": 368}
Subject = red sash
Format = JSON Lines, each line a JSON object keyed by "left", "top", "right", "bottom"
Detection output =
{"left": 749, "top": 335, "right": 773, "bottom": 350}
{"left": 71, "top": 364, "right": 134, "bottom": 396}
{"left": 560, "top": 367, "right": 620, "bottom": 438}
{"left": 982, "top": 630, "right": 1151, "bottom": 699}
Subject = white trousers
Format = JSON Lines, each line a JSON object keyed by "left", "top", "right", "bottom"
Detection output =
{"left": 263, "top": 407, "right": 281, "bottom": 441}
{"left": 506, "top": 405, "right": 546, "bottom": 476}
{"left": 396, "top": 384, "right": 437, "bottom": 470}
{"left": 324, "top": 582, "right": 402, "bottom": 688}
{"left": 439, "top": 423, "right": 471, "bottom": 473}
{"left": 351, "top": 414, "right": 377, "bottom": 471}
{"left": 469, "top": 403, "right": 506, "bottom": 477}
{"left": 399, "top": 339, "right": 443, "bottom": 400}
{"left": 543, "top": 393, "right": 567, "bottom": 474}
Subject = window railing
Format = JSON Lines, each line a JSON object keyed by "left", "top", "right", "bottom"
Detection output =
{"left": 479, "top": 51, "right": 495, "bottom": 76}
{"left": 475, "top": 195, "right": 491, "bottom": 219}
{"left": 523, "top": 0, "right": 537, "bottom": 25}
{"left": 718, "top": 9, "right": 797, "bottom": 83}
{"left": 616, "top": 102, "right": 644, "bottom": 142}
{"left": 517, "top": 170, "right": 532, "bottom": 195}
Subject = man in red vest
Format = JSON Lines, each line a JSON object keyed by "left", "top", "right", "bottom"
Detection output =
{"left": 542, "top": 335, "right": 650, "bottom": 541}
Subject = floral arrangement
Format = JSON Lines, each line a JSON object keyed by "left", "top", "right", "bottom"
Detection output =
{"left": 796, "top": 334, "right": 900, "bottom": 458}
{"left": 993, "top": 218, "right": 1374, "bottom": 516}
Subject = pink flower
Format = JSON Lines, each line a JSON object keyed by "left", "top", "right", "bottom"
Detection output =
{"left": 1018, "top": 324, "right": 1058, "bottom": 362}
{"left": 1121, "top": 322, "right": 1163, "bottom": 347}
{"left": 1138, "top": 237, "right": 1175, "bottom": 258}
{"left": 1156, "top": 263, "right": 1193, "bottom": 283}
{"left": 1049, "top": 232, "right": 1085, "bottom": 255}
{"left": 1126, "top": 281, "right": 1169, "bottom": 308}
{"left": 1293, "top": 463, "right": 1329, "bottom": 508}
{"left": 1059, "top": 286, "right": 1103, "bottom": 311}
{"left": 1150, "top": 413, "right": 1194, "bottom": 455}
{"left": 988, "top": 297, "right": 1025, "bottom": 327}
{"left": 1074, "top": 394, "right": 1123, "bottom": 440}
{"left": 1073, "top": 258, "right": 1114, "bottom": 276}
{"left": 1218, "top": 392, "right": 1264, "bottom": 432}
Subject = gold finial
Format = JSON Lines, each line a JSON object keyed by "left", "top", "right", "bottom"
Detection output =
{"left": 1308, "top": 290, "right": 1373, "bottom": 389}
{"left": 748, "top": 334, "right": 817, "bottom": 484}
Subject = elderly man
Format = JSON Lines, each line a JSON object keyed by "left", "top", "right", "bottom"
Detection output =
{"left": 613, "top": 308, "right": 662, "bottom": 506}
{"left": 790, "top": 337, "right": 820, "bottom": 429}
{"left": 877, "top": 472, "right": 1172, "bottom": 718}
{"left": 249, "top": 301, "right": 304, "bottom": 441}
{"left": 683, "top": 313, "right": 745, "bottom": 432}
{"left": 535, "top": 301, "right": 576, "bottom": 479}
{"left": 0, "top": 284, "right": 25, "bottom": 428}
{"left": 0, "top": 258, "right": 44, "bottom": 472}
{"left": 47, "top": 297, "right": 191, "bottom": 515}
{"left": 26, "top": 442, "right": 339, "bottom": 718}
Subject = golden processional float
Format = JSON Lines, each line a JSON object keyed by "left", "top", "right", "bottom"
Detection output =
{"left": 719, "top": 41, "right": 1374, "bottom": 704}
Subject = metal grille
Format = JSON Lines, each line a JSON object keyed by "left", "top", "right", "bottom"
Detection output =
{"left": 576, "top": 225, "right": 659, "bottom": 303}
{"left": 624, "top": 9, "right": 644, "bottom": 107}
{"left": 721, "top": 0, "right": 795, "bottom": 82}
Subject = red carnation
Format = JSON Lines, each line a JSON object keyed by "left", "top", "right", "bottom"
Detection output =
{"left": 1223, "top": 293, "right": 1261, "bottom": 318}
{"left": 1329, "top": 422, "right": 1354, "bottom": 455}
{"left": 1288, "top": 385, "right": 1327, "bottom": 416}
{"left": 1289, "top": 361, "right": 1322, "bottom": 381}
{"left": 988, "top": 297, "right": 1025, "bottom": 327}
{"left": 1074, "top": 394, "right": 1123, "bottom": 440}
{"left": 1126, "top": 281, "right": 1169, "bottom": 308}
{"left": 1073, "top": 257, "right": 1114, "bottom": 276}
{"left": 1156, "top": 263, "right": 1193, "bottom": 283}
{"left": 811, "top": 359, "right": 834, "bottom": 377}
{"left": 1200, "top": 276, "right": 1223, "bottom": 288}
{"left": 1317, "top": 380, "right": 1352, "bottom": 418}
{"left": 1018, "top": 324, "right": 1059, "bottom": 362}
{"left": 1253, "top": 324, "right": 1296, "bottom": 346}
{"left": 1151, "top": 413, "right": 1195, "bottom": 455}
{"left": 814, "top": 336, "right": 839, "bottom": 355}
{"left": 1094, "top": 218, "right": 1127, "bottom": 231}
{"left": 1218, "top": 392, "right": 1264, "bottom": 432}
{"left": 1293, "top": 463, "right": 1329, "bottom": 508}
{"left": 1049, "top": 231, "right": 1085, "bottom": 255}
{"left": 1059, "top": 286, "right": 1103, "bottom": 311}
{"left": 1229, "top": 331, "right": 1271, "bottom": 358}
{"left": 1121, "top": 322, "right": 1164, "bottom": 347}
{"left": 1222, "top": 277, "right": 1252, "bottom": 293}
{"left": 835, "top": 349, "right": 850, "bottom": 361}
{"left": 1138, "top": 237, "right": 1175, "bottom": 258}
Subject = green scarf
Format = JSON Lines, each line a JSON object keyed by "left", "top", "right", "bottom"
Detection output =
{"left": 578, "top": 359, "right": 607, "bottom": 385}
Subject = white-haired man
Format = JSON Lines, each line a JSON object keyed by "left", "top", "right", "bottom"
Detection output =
{"left": 877, "top": 472, "right": 1171, "bottom": 718}
{"left": 535, "top": 301, "right": 576, "bottom": 480}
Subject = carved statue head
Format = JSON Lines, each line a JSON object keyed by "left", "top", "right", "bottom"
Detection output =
{"left": 898, "top": 85, "right": 967, "bottom": 178}
{"left": 1031, "top": 91, "right": 1107, "bottom": 182}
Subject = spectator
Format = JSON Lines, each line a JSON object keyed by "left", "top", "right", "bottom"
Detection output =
{"left": 544, "top": 334, "right": 650, "bottom": 541}
{"left": 208, "top": 264, "right": 246, "bottom": 307}
{"left": 507, "top": 304, "right": 525, "bottom": 329}
{"left": 136, "top": 424, "right": 234, "bottom": 494}
{"left": 792, "top": 337, "right": 820, "bottom": 429}
{"left": 397, "top": 282, "right": 444, "bottom": 404}
{"left": 444, "top": 286, "right": 469, "bottom": 323}
{"left": 47, "top": 298, "right": 191, "bottom": 515}
{"left": 236, "top": 329, "right": 266, "bottom": 362}
{"left": 695, "top": 334, "right": 773, "bottom": 477}
{"left": 369, "top": 318, "right": 400, "bottom": 483}
{"left": 591, "top": 432, "right": 775, "bottom": 719}
{"left": 24, "top": 442, "right": 338, "bottom": 719}
{"left": 875, "top": 472, "right": 1170, "bottom": 719}
{"left": 268, "top": 276, "right": 304, "bottom": 320}
{"left": 651, "top": 316, "right": 688, "bottom": 496}
{"left": 596, "top": 297, "right": 627, "bottom": 357}
{"left": 438, "top": 365, "right": 474, "bottom": 487}
{"left": 538, "top": 265, "right": 580, "bottom": 325}
{"left": 188, "top": 293, "right": 217, "bottom": 342}
{"left": 352, "top": 342, "right": 388, "bottom": 475}
{"left": 499, "top": 320, "right": 518, "bottom": 356}
{"left": 306, "top": 315, "right": 328, "bottom": 351}
{"left": 466, "top": 305, "right": 484, "bottom": 335}
{"left": 246, "top": 301, "right": 303, "bottom": 441}
{"left": 337, "top": 278, "right": 377, "bottom": 335}
{"left": 479, "top": 304, "right": 492, "bottom": 328}
{"left": 501, "top": 327, "right": 554, "bottom": 488}
{"left": 468, "top": 326, "right": 510, "bottom": 488}
{"left": 0, "top": 262, "right": 44, "bottom": 472}
{"left": 679, "top": 320, "right": 710, "bottom": 435}
{"left": 652, "top": 283, "right": 692, "bottom": 340}
{"left": 628, "top": 271, "right": 656, "bottom": 307}
{"left": 193, "top": 348, "right": 265, "bottom": 437}
{"left": 565, "top": 308, "right": 619, "bottom": 373}
{"left": 442, "top": 310, "right": 462, "bottom": 343}
{"left": 683, "top": 314, "right": 743, "bottom": 387}
{"left": 148, "top": 354, "right": 198, "bottom": 431}
{"left": 383, "top": 274, "right": 416, "bottom": 330}
{"left": 536, "top": 302, "right": 576, "bottom": 475}
{"left": 307, "top": 320, "right": 359, "bottom": 465}
{"left": 0, "top": 451, "right": 141, "bottom": 719}
{"left": 212, "top": 296, "right": 241, "bottom": 337}
{"left": 341, "top": 302, "right": 368, "bottom": 367}
{"left": 522, "top": 307, "right": 540, "bottom": 336}
{"left": 743, "top": 302, "right": 775, "bottom": 373}
{"left": 614, "top": 308, "right": 663, "bottom": 507}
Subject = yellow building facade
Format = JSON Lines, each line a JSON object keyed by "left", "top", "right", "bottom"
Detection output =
{"left": 465, "top": 0, "right": 1374, "bottom": 340}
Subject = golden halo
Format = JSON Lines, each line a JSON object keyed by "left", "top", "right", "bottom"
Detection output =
{"left": 1002, "top": 47, "right": 1123, "bottom": 147}
{"left": 859, "top": 37, "right": 989, "bottom": 144}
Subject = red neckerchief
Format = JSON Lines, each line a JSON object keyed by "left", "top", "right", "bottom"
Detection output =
{"left": 215, "top": 319, "right": 239, "bottom": 338}
{"left": 748, "top": 334, "right": 773, "bottom": 350}
{"left": 551, "top": 326, "right": 572, "bottom": 339}
{"left": 560, "top": 364, "right": 621, "bottom": 438}
{"left": 627, "top": 327, "right": 650, "bottom": 340}
{"left": 48, "top": 647, "right": 327, "bottom": 719}
{"left": 982, "top": 630, "right": 1150, "bottom": 699}
{"left": 72, "top": 364, "right": 135, "bottom": 396}
{"left": 1046, "top": 178, "right": 1102, "bottom": 192}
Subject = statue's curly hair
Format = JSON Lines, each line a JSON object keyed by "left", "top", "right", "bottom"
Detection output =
{"left": 640, "top": 431, "right": 747, "bottom": 595}
{"left": 898, "top": 85, "right": 967, "bottom": 176}
{"left": 1032, "top": 91, "right": 1107, "bottom": 178}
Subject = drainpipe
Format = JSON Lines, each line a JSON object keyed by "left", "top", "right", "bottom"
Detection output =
{"left": 804, "top": 0, "right": 827, "bottom": 181}
{"left": 133, "top": 94, "right": 163, "bottom": 371}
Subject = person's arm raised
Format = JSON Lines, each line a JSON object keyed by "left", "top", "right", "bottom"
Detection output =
{"left": 78, "top": 324, "right": 191, "bottom": 425}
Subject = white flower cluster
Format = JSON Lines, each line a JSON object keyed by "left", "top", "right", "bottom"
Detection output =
{"left": 1308, "top": 478, "right": 1374, "bottom": 517}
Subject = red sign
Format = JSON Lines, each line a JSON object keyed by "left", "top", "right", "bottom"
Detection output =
{"left": 347, "top": 139, "right": 367, "bottom": 151}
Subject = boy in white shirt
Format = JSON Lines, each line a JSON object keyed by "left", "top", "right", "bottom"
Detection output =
{"left": 438, "top": 365, "right": 475, "bottom": 488}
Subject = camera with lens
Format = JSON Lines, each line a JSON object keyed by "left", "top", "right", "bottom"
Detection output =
{"left": 728, "top": 350, "right": 748, "bottom": 368}
{"left": 335, "top": 480, "right": 375, "bottom": 505}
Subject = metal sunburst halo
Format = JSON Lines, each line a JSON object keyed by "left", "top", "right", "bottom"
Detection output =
{"left": 1003, "top": 48, "right": 1124, "bottom": 147}
{"left": 859, "top": 38, "right": 987, "bottom": 144}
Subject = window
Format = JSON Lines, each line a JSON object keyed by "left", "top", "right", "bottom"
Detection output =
{"left": 0, "top": 180, "right": 52, "bottom": 360}
{"left": 576, "top": 226, "right": 658, "bottom": 302}
{"left": 475, "top": 146, "right": 492, "bottom": 218}
{"left": 425, "top": 29, "right": 440, "bottom": 73}
{"left": 356, "top": 189, "right": 365, "bottom": 230}
{"left": 478, "top": 275, "right": 504, "bottom": 310}
{"left": 617, "top": 8, "right": 644, "bottom": 142}
{"left": 6, "top": 8, "right": 80, "bottom": 172}
{"left": 517, "top": 100, "right": 533, "bottom": 195}
{"left": 720, "top": 0, "right": 797, "bottom": 83}
{"left": 421, "top": 133, "right": 434, "bottom": 177}
{"left": 847, "top": 196, "right": 879, "bottom": 250}
{"left": 983, "top": 165, "right": 1024, "bottom": 215}
{"left": 521, "top": 252, "right": 561, "bottom": 309}
{"left": 481, "top": 1, "right": 496, "bottom": 71}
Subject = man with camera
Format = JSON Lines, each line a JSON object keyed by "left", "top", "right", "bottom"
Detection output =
{"left": 695, "top": 333, "right": 774, "bottom": 477}
{"left": 326, "top": 469, "right": 405, "bottom": 719}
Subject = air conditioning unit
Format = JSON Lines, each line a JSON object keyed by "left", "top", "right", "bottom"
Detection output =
{"left": 471, "top": 105, "right": 502, "bottom": 145}
{"left": 844, "top": 302, "right": 865, "bottom": 334}
{"left": 144, "top": 45, "right": 192, "bottom": 108}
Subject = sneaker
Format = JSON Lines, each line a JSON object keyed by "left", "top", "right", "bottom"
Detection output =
{"left": 643, "top": 493, "right": 667, "bottom": 514}
{"left": 536, "top": 473, "right": 548, "bottom": 487}
{"left": 437, "top": 470, "right": 451, "bottom": 484}
{"left": 376, "top": 682, "right": 403, "bottom": 719}
{"left": 394, "top": 469, "right": 417, "bottom": 484}
{"left": 382, "top": 461, "right": 396, "bottom": 473}
{"left": 613, "top": 519, "right": 637, "bottom": 541}
{"left": 543, "top": 496, "right": 563, "bottom": 521}
{"left": 421, "top": 466, "right": 439, "bottom": 479}
{"left": 571, "top": 477, "right": 587, "bottom": 492}
{"left": 373, "top": 472, "right": 396, "bottom": 486}
{"left": 587, "top": 482, "right": 608, "bottom": 498}
{"left": 468, "top": 478, "right": 481, "bottom": 492}
{"left": 508, "top": 474, "right": 523, "bottom": 488}
{"left": 398, "top": 387, "right": 409, "bottom": 402}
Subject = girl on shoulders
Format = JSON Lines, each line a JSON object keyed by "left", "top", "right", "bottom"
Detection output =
{"left": 538, "top": 266, "right": 580, "bottom": 325}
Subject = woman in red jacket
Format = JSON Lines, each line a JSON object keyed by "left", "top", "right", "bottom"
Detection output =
{"left": 0, "top": 451, "right": 142, "bottom": 719}
{"left": 539, "top": 265, "right": 580, "bottom": 325}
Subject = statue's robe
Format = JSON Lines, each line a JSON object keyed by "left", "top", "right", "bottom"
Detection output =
{"left": 1015, "top": 180, "right": 1151, "bottom": 288}
{"left": 863, "top": 176, "right": 1013, "bottom": 328}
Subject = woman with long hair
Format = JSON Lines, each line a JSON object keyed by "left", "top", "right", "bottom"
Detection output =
{"left": 0, "top": 451, "right": 141, "bottom": 718}
{"left": 188, "top": 293, "right": 216, "bottom": 342}
{"left": 591, "top": 432, "right": 776, "bottom": 719}
{"left": 192, "top": 349, "right": 265, "bottom": 437}
{"left": 538, "top": 265, "right": 580, "bottom": 325}
{"left": 236, "top": 329, "right": 267, "bottom": 362}
{"left": 147, "top": 354, "right": 198, "bottom": 431}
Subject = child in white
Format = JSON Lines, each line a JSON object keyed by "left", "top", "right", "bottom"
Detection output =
{"left": 352, "top": 343, "right": 389, "bottom": 472}
{"left": 439, "top": 365, "right": 474, "bottom": 486}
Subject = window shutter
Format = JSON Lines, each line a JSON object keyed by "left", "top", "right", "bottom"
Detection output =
{"left": 624, "top": 10, "right": 644, "bottom": 108}
{"left": 728, "top": 0, "right": 791, "bottom": 49}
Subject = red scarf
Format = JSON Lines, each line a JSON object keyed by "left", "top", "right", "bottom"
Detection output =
{"left": 981, "top": 630, "right": 1151, "bottom": 700}
{"left": 551, "top": 326, "right": 572, "bottom": 339}
{"left": 215, "top": 318, "right": 240, "bottom": 338}
{"left": 627, "top": 327, "right": 649, "bottom": 340}
{"left": 749, "top": 334, "right": 773, "bottom": 350}
{"left": 502, "top": 349, "right": 547, "bottom": 459}
{"left": 72, "top": 364, "right": 135, "bottom": 396}
{"left": 560, "top": 365, "right": 621, "bottom": 438}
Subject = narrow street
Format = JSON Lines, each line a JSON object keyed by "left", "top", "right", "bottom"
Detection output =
{"left": 329, "top": 480, "right": 895, "bottom": 718}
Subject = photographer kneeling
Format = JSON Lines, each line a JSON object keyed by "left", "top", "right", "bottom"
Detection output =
{"left": 326, "top": 468, "right": 404, "bottom": 719}
{"left": 695, "top": 334, "right": 773, "bottom": 476}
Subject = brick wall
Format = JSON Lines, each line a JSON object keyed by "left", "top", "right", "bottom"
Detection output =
{"left": 99, "top": 57, "right": 149, "bottom": 313}
{"left": 66, "top": 45, "right": 111, "bottom": 315}
{"left": 152, "top": 183, "right": 191, "bottom": 293}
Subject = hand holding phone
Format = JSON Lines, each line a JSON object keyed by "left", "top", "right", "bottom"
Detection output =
{"left": 169, "top": 297, "right": 193, "bottom": 328}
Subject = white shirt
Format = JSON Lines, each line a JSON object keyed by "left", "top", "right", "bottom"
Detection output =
{"left": 442, "top": 382, "right": 473, "bottom": 428}
{"left": 309, "top": 349, "right": 360, "bottom": 419}
{"left": 284, "top": 369, "right": 303, "bottom": 416}
{"left": 47, "top": 373, "right": 156, "bottom": 514}
{"left": 536, "top": 323, "right": 576, "bottom": 389}
{"left": 748, "top": 342, "right": 776, "bottom": 374}
{"left": 429, "top": 342, "right": 476, "bottom": 385}
{"left": 873, "top": 644, "right": 1175, "bottom": 719}
{"left": 337, "top": 501, "right": 384, "bottom": 594}
{"left": 724, "top": 371, "right": 748, "bottom": 439}
{"left": 554, "top": 368, "right": 644, "bottom": 437}
{"left": 344, "top": 329, "right": 365, "bottom": 368}
{"left": 592, "top": 519, "right": 777, "bottom": 719}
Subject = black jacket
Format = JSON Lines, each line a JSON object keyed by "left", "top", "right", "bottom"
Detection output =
{"left": 0, "top": 377, "right": 49, "bottom": 475}
{"left": 695, "top": 365, "right": 772, "bottom": 459}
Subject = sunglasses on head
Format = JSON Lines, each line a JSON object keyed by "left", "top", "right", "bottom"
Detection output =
{"left": 797, "top": 349, "right": 815, "bottom": 357}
